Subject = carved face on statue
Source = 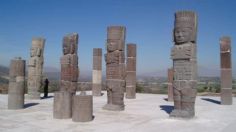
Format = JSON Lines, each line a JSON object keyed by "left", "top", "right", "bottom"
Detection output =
{"left": 30, "top": 47, "right": 37, "bottom": 57}
{"left": 107, "top": 41, "right": 118, "bottom": 52}
{"left": 174, "top": 27, "right": 192, "bottom": 44}
{"left": 63, "top": 43, "right": 70, "bottom": 55}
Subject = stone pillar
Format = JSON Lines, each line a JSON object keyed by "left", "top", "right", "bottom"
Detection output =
{"left": 60, "top": 33, "right": 79, "bottom": 94}
{"left": 72, "top": 95, "right": 93, "bottom": 122}
{"left": 126, "top": 43, "right": 137, "bottom": 99}
{"left": 167, "top": 68, "right": 174, "bottom": 101}
{"left": 103, "top": 26, "right": 126, "bottom": 111}
{"left": 53, "top": 91, "right": 72, "bottom": 119}
{"left": 92, "top": 48, "right": 102, "bottom": 96}
{"left": 53, "top": 33, "right": 79, "bottom": 119}
{"left": 27, "top": 38, "right": 45, "bottom": 99}
{"left": 220, "top": 36, "right": 232, "bottom": 105}
{"left": 170, "top": 11, "right": 198, "bottom": 118}
{"left": 8, "top": 57, "right": 25, "bottom": 109}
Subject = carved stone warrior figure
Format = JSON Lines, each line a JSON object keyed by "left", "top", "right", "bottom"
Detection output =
{"left": 220, "top": 36, "right": 232, "bottom": 105}
{"left": 170, "top": 11, "right": 198, "bottom": 118}
{"left": 103, "top": 26, "right": 126, "bottom": 111}
{"left": 27, "top": 38, "right": 45, "bottom": 99}
{"left": 60, "top": 33, "right": 79, "bottom": 94}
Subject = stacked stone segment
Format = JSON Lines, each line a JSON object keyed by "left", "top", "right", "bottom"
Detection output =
{"left": 220, "top": 36, "right": 232, "bottom": 105}
{"left": 126, "top": 43, "right": 137, "bottom": 99}
{"left": 92, "top": 48, "right": 102, "bottom": 96}
{"left": 8, "top": 57, "right": 25, "bottom": 109}
{"left": 167, "top": 68, "right": 174, "bottom": 101}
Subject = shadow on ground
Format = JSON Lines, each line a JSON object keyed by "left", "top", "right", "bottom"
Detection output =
{"left": 24, "top": 103, "right": 39, "bottom": 108}
{"left": 41, "top": 96, "right": 54, "bottom": 100}
{"left": 160, "top": 105, "right": 174, "bottom": 114}
{"left": 201, "top": 98, "right": 221, "bottom": 105}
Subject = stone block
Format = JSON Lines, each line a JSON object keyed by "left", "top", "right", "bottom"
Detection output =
{"left": 221, "top": 69, "right": 232, "bottom": 88}
{"left": 93, "top": 48, "right": 102, "bottom": 56}
{"left": 127, "top": 44, "right": 136, "bottom": 57}
{"left": 221, "top": 89, "right": 232, "bottom": 105}
{"left": 93, "top": 56, "right": 102, "bottom": 70}
{"left": 126, "top": 58, "right": 136, "bottom": 71}
{"left": 220, "top": 53, "right": 231, "bottom": 68}
{"left": 72, "top": 95, "right": 93, "bottom": 122}
{"left": 53, "top": 91, "right": 72, "bottom": 119}
{"left": 8, "top": 81, "right": 25, "bottom": 109}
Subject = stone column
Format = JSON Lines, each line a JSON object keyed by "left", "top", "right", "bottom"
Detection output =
{"left": 27, "top": 38, "right": 45, "bottom": 99}
{"left": 220, "top": 36, "right": 232, "bottom": 105}
{"left": 103, "top": 26, "right": 126, "bottom": 111}
{"left": 53, "top": 33, "right": 79, "bottom": 119}
{"left": 167, "top": 68, "right": 174, "bottom": 101}
{"left": 170, "top": 11, "right": 198, "bottom": 118}
{"left": 8, "top": 57, "right": 25, "bottom": 109}
{"left": 92, "top": 48, "right": 102, "bottom": 96}
{"left": 126, "top": 43, "right": 137, "bottom": 99}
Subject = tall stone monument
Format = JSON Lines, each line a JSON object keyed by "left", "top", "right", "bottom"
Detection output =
{"left": 53, "top": 33, "right": 79, "bottom": 119}
{"left": 170, "top": 11, "right": 198, "bottom": 118}
{"left": 60, "top": 33, "right": 79, "bottom": 94}
{"left": 8, "top": 57, "right": 25, "bottom": 109}
{"left": 103, "top": 26, "right": 126, "bottom": 111}
{"left": 126, "top": 43, "right": 137, "bottom": 99}
{"left": 92, "top": 48, "right": 102, "bottom": 96}
{"left": 27, "top": 38, "right": 45, "bottom": 99}
{"left": 220, "top": 36, "right": 232, "bottom": 105}
{"left": 167, "top": 68, "right": 174, "bottom": 101}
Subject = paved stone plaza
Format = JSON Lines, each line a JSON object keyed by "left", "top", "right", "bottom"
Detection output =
{"left": 0, "top": 92, "right": 236, "bottom": 132}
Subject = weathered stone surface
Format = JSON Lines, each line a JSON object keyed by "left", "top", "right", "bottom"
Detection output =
{"left": 27, "top": 38, "right": 45, "bottom": 100}
{"left": 170, "top": 11, "right": 198, "bottom": 118}
{"left": 8, "top": 57, "right": 25, "bottom": 109}
{"left": 126, "top": 44, "right": 137, "bottom": 99}
{"left": 60, "top": 33, "right": 79, "bottom": 94}
{"left": 220, "top": 36, "right": 232, "bottom": 105}
{"left": 92, "top": 48, "right": 102, "bottom": 96}
{"left": 167, "top": 68, "right": 174, "bottom": 101}
{"left": 104, "top": 26, "right": 126, "bottom": 111}
{"left": 72, "top": 95, "right": 93, "bottom": 122}
{"left": 53, "top": 91, "right": 72, "bottom": 119}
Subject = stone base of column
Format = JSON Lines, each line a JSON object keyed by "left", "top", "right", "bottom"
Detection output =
{"left": 167, "top": 84, "right": 173, "bottom": 102}
{"left": 92, "top": 83, "right": 102, "bottom": 96}
{"left": 221, "top": 88, "right": 232, "bottom": 105}
{"left": 103, "top": 104, "right": 125, "bottom": 111}
{"left": 126, "top": 86, "right": 136, "bottom": 99}
{"left": 72, "top": 95, "right": 93, "bottom": 122}
{"left": 53, "top": 91, "right": 72, "bottom": 119}
{"left": 8, "top": 82, "right": 25, "bottom": 109}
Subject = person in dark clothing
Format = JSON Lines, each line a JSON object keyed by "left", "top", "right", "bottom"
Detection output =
{"left": 44, "top": 78, "right": 49, "bottom": 98}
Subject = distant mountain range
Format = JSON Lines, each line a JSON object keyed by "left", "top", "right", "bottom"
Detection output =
{"left": 1, "top": 65, "right": 235, "bottom": 82}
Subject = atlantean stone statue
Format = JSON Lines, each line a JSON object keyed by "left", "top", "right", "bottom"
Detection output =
{"left": 167, "top": 68, "right": 174, "bottom": 101}
{"left": 220, "top": 36, "right": 232, "bottom": 105}
{"left": 103, "top": 26, "right": 126, "bottom": 111}
{"left": 27, "top": 38, "right": 45, "bottom": 99}
{"left": 170, "top": 11, "right": 198, "bottom": 118}
{"left": 8, "top": 57, "right": 25, "bottom": 109}
{"left": 92, "top": 48, "right": 102, "bottom": 96}
{"left": 53, "top": 33, "right": 79, "bottom": 119}
{"left": 126, "top": 43, "right": 137, "bottom": 99}
{"left": 60, "top": 33, "right": 79, "bottom": 94}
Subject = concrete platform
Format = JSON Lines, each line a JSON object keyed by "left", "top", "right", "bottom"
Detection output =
{"left": 0, "top": 92, "right": 236, "bottom": 132}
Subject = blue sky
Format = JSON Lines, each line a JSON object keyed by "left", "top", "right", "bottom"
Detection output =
{"left": 0, "top": 0, "right": 235, "bottom": 77}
